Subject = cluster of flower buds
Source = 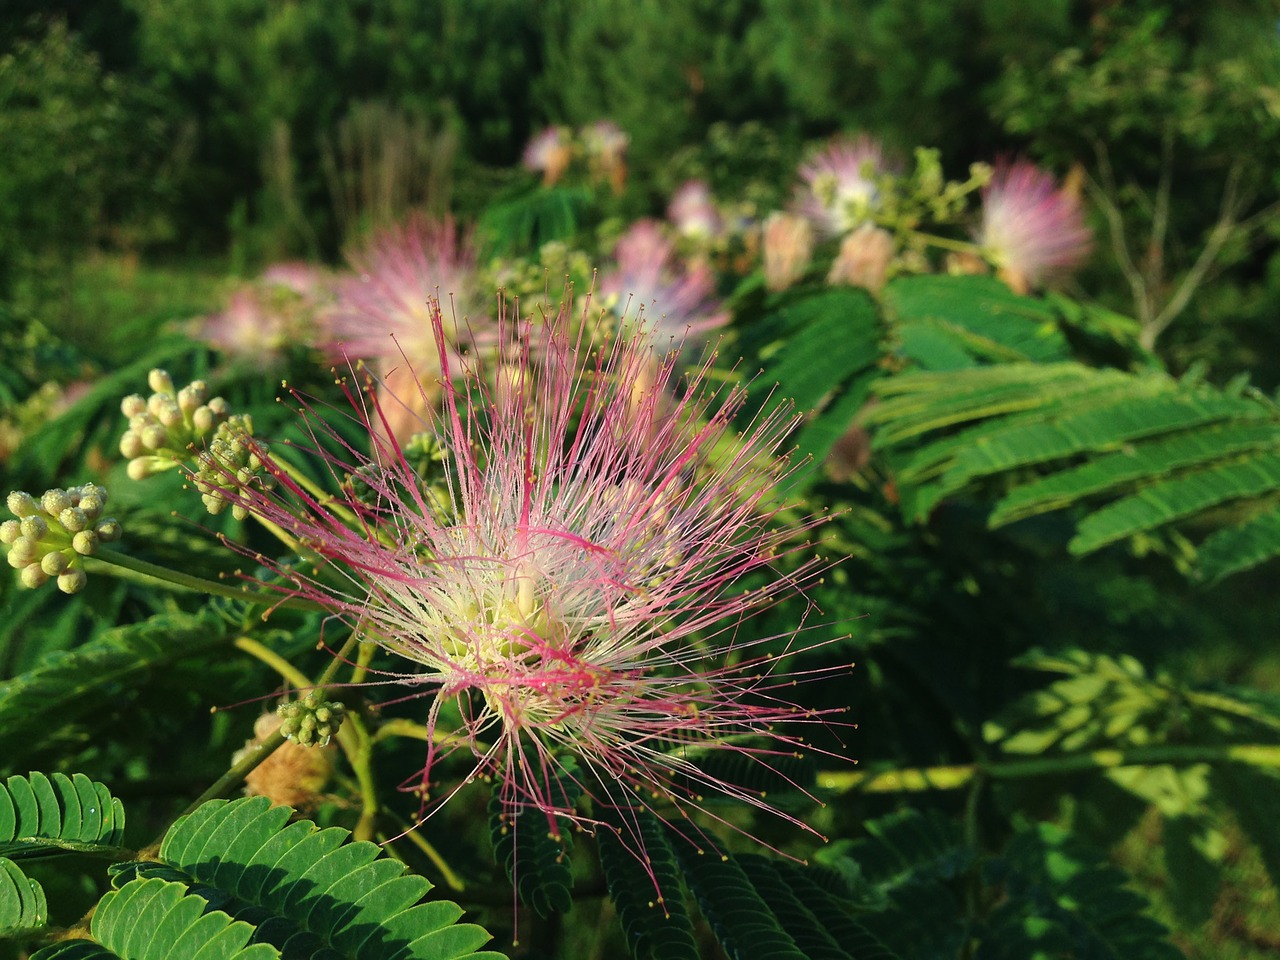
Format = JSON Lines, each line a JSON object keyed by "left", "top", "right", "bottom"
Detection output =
{"left": 277, "top": 691, "right": 345, "bottom": 748}
{"left": 119, "top": 369, "right": 231, "bottom": 479}
{"left": 2, "top": 485, "right": 121, "bottom": 593}
{"left": 191, "top": 415, "right": 274, "bottom": 521}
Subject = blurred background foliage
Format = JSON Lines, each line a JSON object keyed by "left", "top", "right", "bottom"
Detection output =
{"left": 2, "top": 2, "right": 1280, "bottom": 959}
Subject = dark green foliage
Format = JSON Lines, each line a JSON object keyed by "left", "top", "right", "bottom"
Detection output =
{"left": 672, "top": 840, "right": 808, "bottom": 960}
{"left": 596, "top": 808, "right": 698, "bottom": 960}
{"left": 0, "top": 609, "right": 238, "bottom": 770}
{"left": 488, "top": 772, "right": 582, "bottom": 918}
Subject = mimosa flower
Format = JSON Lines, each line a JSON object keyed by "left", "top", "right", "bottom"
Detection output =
{"left": 668, "top": 180, "right": 723, "bottom": 240}
{"left": 221, "top": 297, "right": 842, "bottom": 871}
{"left": 522, "top": 126, "right": 573, "bottom": 186}
{"left": 599, "top": 220, "right": 728, "bottom": 350}
{"left": 976, "top": 160, "right": 1093, "bottom": 294}
{"left": 796, "top": 135, "right": 892, "bottom": 237}
{"left": 762, "top": 212, "right": 815, "bottom": 292}
{"left": 323, "top": 215, "right": 486, "bottom": 443}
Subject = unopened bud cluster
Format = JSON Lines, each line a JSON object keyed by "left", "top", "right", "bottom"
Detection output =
{"left": 2, "top": 485, "right": 121, "bottom": 593}
{"left": 120, "top": 369, "right": 231, "bottom": 479}
{"left": 192, "top": 415, "right": 275, "bottom": 521}
{"left": 277, "top": 692, "right": 345, "bottom": 748}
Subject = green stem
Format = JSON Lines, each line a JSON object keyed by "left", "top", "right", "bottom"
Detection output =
{"left": 913, "top": 230, "right": 983, "bottom": 256}
{"left": 90, "top": 547, "right": 319, "bottom": 610}
{"left": 819, "top": 743, "right": 1280, "bottom": 794}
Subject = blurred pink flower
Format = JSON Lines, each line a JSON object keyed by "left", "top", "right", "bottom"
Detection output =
{"left": 197, "top": 264, "right": 331, "bottom": 368}
{"left": 522, "top": 126, "right": 573, "bottom": 186}
{"left": 324, "top": 215, "right": 485, "bottom": 442}
{"left": 827, "top": 224, "right": 896, "bottom": 292}
{"left": 599, "top": 220, "right": 728, "bottom": 350}
{"left": 221, "top": 300, "right": 840, "bottom": 869}
{"left": 667, "top": 180, "right": 722, "bottom": 240}
{"left": 976, "top": 160, "right": 1093, "bottom": 294}
{"left": 796, "top": 135, "right": 892, "bottom": 237}
{"left": 582, "top": 120, "right": 629, "bottom": 192}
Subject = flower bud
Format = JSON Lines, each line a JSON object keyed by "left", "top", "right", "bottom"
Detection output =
{"left": 78, "top": 495, "right": 104, "bottom": 520}
{"left": 141, "top": 424, "right": 169, "bottom": 450}
{"left": 147, "top": 393, "right": 167, "bottom": 417}
{"left": 120, "top": 431, "right": 144, "bottom": 459}
{"left": 762, "top": 212, "right": 814, "bottom": 292}
{"left": 121, "top": 394, "right": 147, "bottom": 417}
{"left": 41, "top": 552, "right": 68, "bottom": 576}
{"left": 42, "top": 489, "right": 72, "bottom": 516}
{"left": 95, "top": 518, "right": 122, "bottom": 542}
{"left": 60, "top": 507, "right": 88, "bottom": 533}
{"left": 72, "top": 530, "right": 99, "bottom": 555}
{"left": 6, "top": 491, "right": 38, "bottom": 518}
{"left": 192, "top": 406, "right": 216, "bottom": 433}
{"left": 57, "top": 568, "right": 88, "bottom": 595}
{"left": 9, "top": 536, "right": 37, "bottom": 564}
{"left": 157, "top": 402, "right": 184, "bottom": 429}
{"left": 178, "top": 383, "right": 205, "bottom": 412}
{"left": 127, "top": 458, "right": 153, "bottom": 481}
{"left": 148, "top": 368, "right": 174, "bottom": 395}
{"left": 207, "top": 397, "right": 230, "bottom": 418}
{"left": 0, "top": 520, "right": 19, "bottom": 544}
{"left": 20, "top": 516, "right": 48, "bottom": 540}
{"left": 21, "top": 564, "right": 49, "bottom": 589}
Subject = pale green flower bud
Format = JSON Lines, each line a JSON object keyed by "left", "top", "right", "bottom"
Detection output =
{"left": 0, "top": 520, "right": 19, "bottom": 544}
{"left": 148, "top": 368, "right": 174, "bottom": 394}
{"left": 127, "top": 458, "right": 154, "bottom": 481}
{"left": 20, "top": 515, "right": 48, "bottom": 540}
{"left": 78, "top": 495, "right": 104, "bottom": 520}
{"left": 141, "top": 424, "right": 168, "bottom": 450}
{"left": 60, "top": 507, "right": 88, "bottom": 533}
{"left": 7, "top": 491, "right": 38, "bottom": 517}
{"left": 72, "top": 530, "right": 99, "bottom": 555}
{"left": 57, "top": 568, "right": 87, "bottom": 595}
{"left": 157, "top": 402, "right": 184, "bottom": 429}
{"left": 95, "top": 518, "right": 122, "bottom": 542}
{"left": 147, "top": 393, "right": 167, "bottom": 417}
{"left": 42, "top": 489, "right": 72, "bottom": 516}
{"left": 207, "top": 397, "right": 230, "bottom": 418}
{"left": 120, "top": 431, "right": 144, "bottom": 459}
{"left": 21, "top": 564, "right": 49, "bottom": 589}
{"left": 232, "top": 504, "right": 250, "bottom": 521}
{"left": 202, "top": 493, "right": 227, "bottom": 515}
{"left": 121, "top": 394, "right": 147, "bottom": 417}
{"left": 9, "top": 536, "right": 37, "bottom": 564}
{"left": 178, "top": 382, "right": 207, "bottom": 411}
{"left": 41, "top": 552, "right": 68, "bottom": 576}
{"left": 192, "top": 406, "right": 216, "bottom": 433}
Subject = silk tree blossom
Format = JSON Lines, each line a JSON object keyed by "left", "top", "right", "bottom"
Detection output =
{"left": 323, "top": 215, "right": 486, "bottom": 443}
{"left": 599, "top": 220, "right": 728, "bottom": 351}
{"left": 976, "top": 160, "right": 1093, "bottom": 294}
{"left": 522, "top": 126, "right": 573, "bottom": 186}
{"left": 219, "top": 297, "right": 842, "bottom": 870}
{"left": 668, "top": 180, "right": 723, "bottom": 240}
{"left": 197, "top": 264, "right": 331, "bottom": 368}
{"left": 796, "top": 135, "right": 892, "bottom": 238}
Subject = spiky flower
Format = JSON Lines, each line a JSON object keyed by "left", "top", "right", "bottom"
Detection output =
{"left": 324, "top": 215, "right": 485, "bottom": 443}
{"left": 220, "top": 298, "right": 840, "bottom": 867}
{"left": 599, "top": 220, "right": 728, "bottom": 351}
{"left": 976, "top": 160, "right": 1093, "bottom": 294}
{"left": 197, "top": 264, "right": 331, "bottom": 368}
{"left": 796, "top": 135, "right": 892, "bottom": 238}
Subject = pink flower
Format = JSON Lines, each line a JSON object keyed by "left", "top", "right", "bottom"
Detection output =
{"left": 323, "top": 215, "right": 485, "bottom": 442}
{"left": 197, "top": 265, "right": 331, "bottom": 369}
{"left": 599, "top": 220, "right": 728, "bottom": 350}
{"left": 581, "top": 120, "right": 629, "bottom": 193}
{"left": 667, "top": 180, "right": 722, "bottom": 240}
{"left": 223, "top": 299, "right": 841, "bottom": 870}
{"left": 976, "top": 160, "right": 1093, "bottom": 294}
{"left": 796, "top": 135, "right": 892, "bottom": 237}
{"left": 522, "top": 126, "right": 572, "bottom": 186}
{"left": 827, "top": 224, "right": 896, "bottom": 292}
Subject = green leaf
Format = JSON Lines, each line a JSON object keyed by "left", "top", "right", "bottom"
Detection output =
{"left": 0, "top": 855, "right": 47, "bottom": 936}
{"left": 885, "top": 275, "right": 1069, "bottom": 367}
{"left": 488, "top": 770, "right": 582, "bottom": 918}
{"left": 0, "top": 609, "right": 237, "bottom": 766}
{"left": 1194, "top": 505, "right": 1280, "bottom": 582}
{"left": 1212, "top": 765, "right": 1280, "bottom": 892}
{"left": 112, "top": 797, "right": 503, "bottom": 960}
{"left": 596, "top": 807, "right": 699, "bottom": 960}
{"left": 673, "top": 841, "right": 807, "bottom": 960}
{"left": 1069, "top": 452, "right": 1280, "bottom": 554}
{"left": 737, "top": 856, "right": 853, "bottom": 960}
{"left": 1, "top": 772, "right": 124, "bottom": 858}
